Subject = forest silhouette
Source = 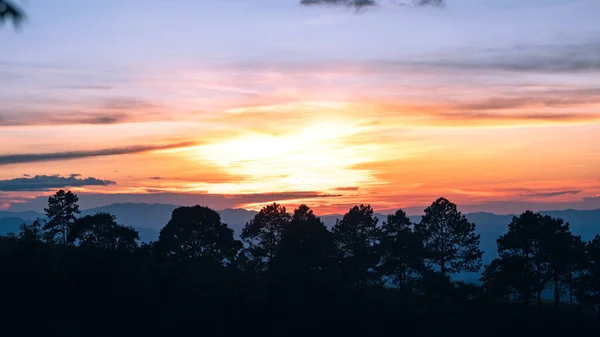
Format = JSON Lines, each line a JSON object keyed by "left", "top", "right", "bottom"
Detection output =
{"left": 1, "top": 189, "right": 600, "bottom": 336}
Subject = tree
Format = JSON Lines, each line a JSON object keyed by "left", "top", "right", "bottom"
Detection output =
{"left": 43, "top": 189, "right": 80, "bottom": 244}
{"left": 70, "top": 213, "right": 140, "bottom": 252}
{"left": 414, "top": 197, "right": 482, "bottom": 279}
{"left": 497, "top": 211, "right": 546, "bottom": 306}
{"left": 0, "top": 0, "right": 24, "bottom": 27}
{"left": 578, "top": 235, "right": 600, "bottom": 317}
{"left": 241, "top": 203, "right": 291, "bottom": 272}
{"left": 18, "top": 219, "right": 43, "bottom": 243}
{"left": 274, "top": 205, "right": 335, "bottom": 276}
{"left": 566, "top": 234, "right": 587, "bottom": 304}
{"left": 540, "top": 215, "right": 574, "bottom": 308}
{"left": 157, "top": 206, "right": 241, "bottom": 264}
{"left": 481, "top": 255, "right": 529, "bottom": 302}
{"left": 332, "top": 204, "right": 380, "bottom": 286}
{"left": 378, "top": 209, "right": 424, "bottom": 296}
{"left": 270, "top": 205, "right": 336, "bottom": 304}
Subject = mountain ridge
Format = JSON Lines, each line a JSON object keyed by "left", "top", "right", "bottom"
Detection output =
{"left": 2, "top": 203, "right": 599, "bottom": 264}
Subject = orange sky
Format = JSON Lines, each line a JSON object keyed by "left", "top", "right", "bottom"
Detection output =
{"left": 1, "top": 1, "right": 600, "bottom": 214}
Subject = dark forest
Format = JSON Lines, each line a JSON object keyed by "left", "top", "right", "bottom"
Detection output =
{"left": 1, "top": 190, "right": 600, "bottom": 336}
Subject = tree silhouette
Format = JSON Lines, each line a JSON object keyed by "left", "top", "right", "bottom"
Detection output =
{"left": 415, "top": 197, "right": 482, "bottom": 278}
{"left": 18, "top": 219, "right": 43, "bottom": 243}
{"left": 157, "top": 206, "right": 241, "bottom": 264}
{"left": 0, "top": 0, "right": 24, "bottom": 27}
{"left": 540, "top": 215, "right": 574, "bottom": 308}
{"left": 577, "top": 235, "right": 600, "bottom": 316}
{"left": 274, "top": 204, "right": 335, "bottom": 276}
{"left": 497, "top": 211, "right": 547, "bottom": 306}
{"left": 332, "top": 204, "right": 380, "bottom": 286}
{"left": 481, "top": 255, "right": 529, "bottom": 302}
{"left": 70, "top": 213, "right": 140, "bottom": 252}
{"left": 43, "top": 189, "right": 80, "bottom": 244}
{"left": 270, "top": 205, "right": 336, "bottom": 305}
{"left": 566, "top": 234, "right": 587, "bottom": 304}
{"left": 378, "top": 209, "right": 424, "bottom": 296}
{"left": 241, "top": 203, "right": 291, "bottom": 272}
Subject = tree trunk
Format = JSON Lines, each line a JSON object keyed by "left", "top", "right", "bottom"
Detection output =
{"left": 554, "top": 275, "right": 560, "bottom": 309}
{"left": 569, "top": 271, "right": 574, "bottom": 303}
{"left": 537, "top": 290, "right": 541, "bottom": 307}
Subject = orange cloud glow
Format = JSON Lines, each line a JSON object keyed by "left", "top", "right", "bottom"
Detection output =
{"left": 2, "top": 61, "right": 600, "bottom": 214}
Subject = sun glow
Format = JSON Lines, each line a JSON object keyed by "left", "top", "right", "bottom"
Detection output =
{"left": 189, "top": 122, "right": 378, "bottom": 193}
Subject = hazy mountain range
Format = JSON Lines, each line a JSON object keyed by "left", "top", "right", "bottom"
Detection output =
{"left": 2, "top": 203, "right": 600, "bottom": 268}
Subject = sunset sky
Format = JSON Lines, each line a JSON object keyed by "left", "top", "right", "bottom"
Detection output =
{"left": 1, "top": 0, "right": 599, "bottom": 214}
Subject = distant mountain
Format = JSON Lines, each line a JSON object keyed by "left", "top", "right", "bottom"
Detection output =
{"left": 0, "top": 217, "right": 26, "bottom": 236}
{"left": 218, "top": 208, "right": 258, "bottom": 233}
{"left": 2, "top": 203, "right": 599, "bottom": 260}
{"left": 81, "top": 203, "right": 180, "bottom": 230}
{"left": 0, "top": 210, "right": 44, "bottom": 222}
{"left": 0, "top": 210, "right": 45, "bottom": 237}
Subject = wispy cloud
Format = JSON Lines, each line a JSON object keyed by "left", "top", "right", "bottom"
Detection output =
{"left": 333, "top": 186, "right": 360, "bottom": 191}
{"left": 0, "top": 97, "right": 165, "bottom": 126}
{"left": 0, "top": 141, "right": 197, "bottom": 166}
{"left": 452, "top": 88, "right": 600, "bottom": 111}
{"left": 0, "top": 174, "right": 115, "bottom": 191}
{"left": 523, "top": 190, "right": 582, "bottom": 198}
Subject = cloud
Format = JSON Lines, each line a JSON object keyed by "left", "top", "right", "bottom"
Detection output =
{"left": 300, "top": 0, "right": 443, "bottom": 8}
{"left": 408, "top": 38, "right": 600, "bottom": 74}
{"left": 432, "top": 111, "right": 600, "bottom": 125}
{"left": 0, "top": 174, "right": 115, "bottom": 191}
{"left": 450, "top": 187, "right": 584, "bottom": 199}
{"left": 5, "top": 191, "right": 346, "bottom": 212}
{"left": 0, "top": 111, "right": 131, "bottom": 126}
{"left": 520, "top": 190, "right": 582, "bottom": 198}
{"left": 0, "top": 97, "right": 164, "bottom": 126}
{"left": 49, "top": 85, "right": 113, "bottom": 90}
{"left": 0, "top": 141, "right": 197, "bottom": 166}
{"left": 453, "top": 89, "right": 600, "bottom": 111}
{"left": 225, "top": 192, "right": 342, "bottom": 200}
{"left": 333, "top": 186, "right": 360, "bottom": 191}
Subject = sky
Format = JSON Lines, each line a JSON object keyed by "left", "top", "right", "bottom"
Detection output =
{"left": 1, "top": 0, "right": 600, "bottom": 215}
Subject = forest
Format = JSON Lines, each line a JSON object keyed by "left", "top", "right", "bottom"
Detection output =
{"left": 1, "top": 189, "right": 600, "bottom": 336}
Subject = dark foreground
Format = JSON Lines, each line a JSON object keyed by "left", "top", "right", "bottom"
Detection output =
{"left": 2, "top": 193, "right": 600, "bottom": 336}
{"left": 0, "top": 246, "right": 598, "bottom": 337}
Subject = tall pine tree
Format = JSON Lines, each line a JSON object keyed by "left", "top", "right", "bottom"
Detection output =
{"left": 43, "top": 189, "right": 80, "bottom": 244}
{"left": 415, "top": 197, "right": 482, "bottom": 278}
{"left": 332, "top": 204, "right": 380, "bottom": 286}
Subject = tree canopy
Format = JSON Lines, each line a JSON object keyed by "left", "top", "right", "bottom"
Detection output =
{"left": 43, "top": 189, "right": 80, "bottom": 244}
{"left": 157, "top": 205, "right": 241, "bottom": 264}
{"left": 70, "top": 213, "right": 140, "bottom": 252}
{"left": 415, "top": 197, "right": 482, "bottom": 277}
{"left": 379, "top": 209, "right": 424, "bottom": 294}
{"left": 241, "top": 203, "right": 291, "bottom": 271}
{"left": 332, "top": 204, "right": 381, "bottom": 286}
{"left": 0, "top": 0, "right": 24, "bottom": 27}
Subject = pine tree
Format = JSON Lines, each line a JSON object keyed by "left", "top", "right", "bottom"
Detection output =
{"left": 332, "top": 204, "right": 380, "bottom": 286}
{"left": 379, "top": 209, "right": 424, "bottom": 295}
{"left": 43, "top": 189, "right": 80, "bottom": 244}
{"left": 415, "top": 197, "right": 482, "bottom": 278}
{"left": 241, "top": 203, "right": 291, "bottom": 272}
